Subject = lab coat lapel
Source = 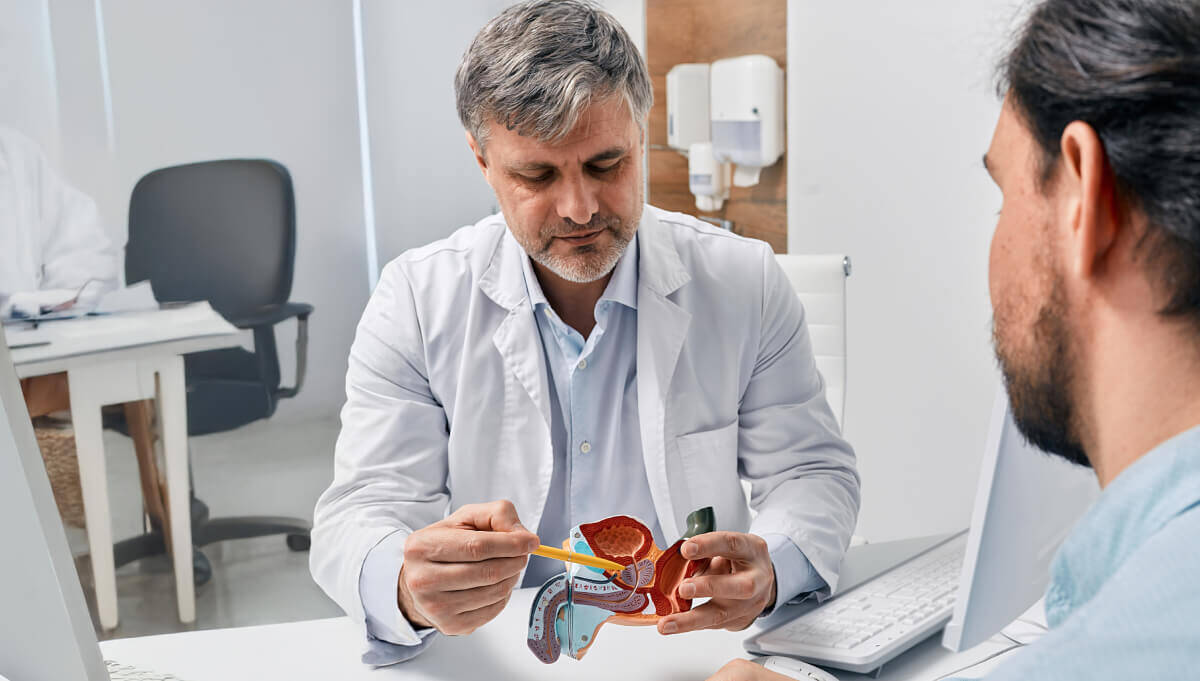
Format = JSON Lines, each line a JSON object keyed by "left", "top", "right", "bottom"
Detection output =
{"left": 636, "top": 210, "right": 692, "bottom": 542}
{"left": 479, "top": 230, "right": 553, "bottom": 434}
{"left": 478, "top": 229, "right": 554, "bottom": 533}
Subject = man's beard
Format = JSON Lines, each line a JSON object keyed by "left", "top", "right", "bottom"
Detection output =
{"left": 993, "top": 277, "right": 1091, "bottom": 468}
{"left": 525, "top": 212, "right": 637, "bottom": 284}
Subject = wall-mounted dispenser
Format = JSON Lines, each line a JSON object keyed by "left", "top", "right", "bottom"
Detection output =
{"left": 709, "top": 54, "right": 784, "bottom": 187}
{"left": 666, "top": 63, "right": 710, "bottom": 151}
{"left": 687, "top": 142, "right": 730, "bottom": 212}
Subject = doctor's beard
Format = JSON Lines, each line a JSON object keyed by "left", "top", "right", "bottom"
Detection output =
{"left": 525, "top": 212, "right": 639, "bottom": 284}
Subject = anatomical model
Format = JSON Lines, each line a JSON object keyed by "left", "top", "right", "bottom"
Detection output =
{"left": 527, "top": 507, "right": 715, "bottom": 663}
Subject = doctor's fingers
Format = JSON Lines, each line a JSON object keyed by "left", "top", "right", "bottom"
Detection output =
{"left": 406, "top": 526, "right": 537, "bottom": 562}
{"left": 692, "top": 556, "right": 731, "bottom": 579}
{"left": 407, "top": 554, "right": 528, "bottom": 592}
{"left": 437, "top": 592, "right": 512, "bottom": 636}
{"left": 681, "top": 532, "right": 770, "bottom": 563}
{"left": 413, "top": 573, "right": 521, "bottom": 624}
{"left": 657, "top": 598, "right": 751, "bottom": 635}
{"left": 441, "top": 499, "right": 532, "bottom": 534}
{"left": 677, "top": 570, "right": 766, "bottom": 601}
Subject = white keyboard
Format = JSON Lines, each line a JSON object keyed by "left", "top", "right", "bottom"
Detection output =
{"left": 106, "top": 660, "right": 187, "bottom": 681}
{"left": 753, "top": 532, "right": 967, "bottom": 674}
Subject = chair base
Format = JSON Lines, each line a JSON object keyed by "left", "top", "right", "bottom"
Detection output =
{"left": 113, "top": 495, "right": 311, "bottom": 587}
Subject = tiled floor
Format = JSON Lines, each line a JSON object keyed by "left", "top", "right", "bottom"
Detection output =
{"left": 64, "top": 415, "right": 346, "bottom": 640}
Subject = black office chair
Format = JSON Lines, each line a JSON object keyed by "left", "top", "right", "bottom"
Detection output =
{"left": 112, "top": 159, "right": 313, "bottom": 583}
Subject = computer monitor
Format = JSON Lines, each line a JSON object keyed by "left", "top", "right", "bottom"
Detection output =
{"left": 942, "top": 388, "right": 1100, "bottom": 651}
{"left": 0, "top": 341, "right": 109, "bottom": 681}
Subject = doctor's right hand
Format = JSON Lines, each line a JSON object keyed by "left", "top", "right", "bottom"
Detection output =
{"left": 397, "top": 500, "right": 539, "bottom": 635}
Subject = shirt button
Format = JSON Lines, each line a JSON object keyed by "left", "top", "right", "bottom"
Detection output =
{"left": 578, "top": 359, "right": 587, "bottom": 370}
{"left": 580, "top": 441, "right": 591, "bottom": 454}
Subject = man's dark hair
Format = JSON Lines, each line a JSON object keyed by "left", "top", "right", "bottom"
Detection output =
{"left": 1000, "top": 0, "right": 1200, "bottom": 321}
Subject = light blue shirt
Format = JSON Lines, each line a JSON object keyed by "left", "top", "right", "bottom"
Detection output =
{"left": 521, "top": 232, "right": 664, "bottom": 586}
{"left": 357, "top": 234, "right": 824, "bottom": 660}
{"left": 959, "top": 424, "right": 1200, "bottom": 680}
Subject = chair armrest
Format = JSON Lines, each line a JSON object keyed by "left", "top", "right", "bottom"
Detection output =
{"left": 227, "top": 302, "right": 313, "bottom": 329}
{"left": 230, "top": 301, "right": 313, "bottom": 401}
{"left": 276, "top": 311, "right": 309, "bottom": 399}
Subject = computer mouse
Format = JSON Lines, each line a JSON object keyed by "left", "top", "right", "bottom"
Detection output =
{"left": 760, "top": 655, "right": 841, "bottom": 681}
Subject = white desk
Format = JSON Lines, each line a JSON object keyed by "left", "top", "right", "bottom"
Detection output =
{"left": 100, "top": 542, "right": 1022, "bottom": 681}
{"left": 8, "top": 304, "right": 240, "bottom": 632}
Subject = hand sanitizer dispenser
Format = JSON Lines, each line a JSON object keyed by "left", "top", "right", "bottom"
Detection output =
{"left": 710, "top": 55, "right": 785, "bottom": 187}
{"left": 666, "top": 63, "right": 710, "bottom": 151}
{"left": 687, "top": 142, "right": 730, "bottom": 212}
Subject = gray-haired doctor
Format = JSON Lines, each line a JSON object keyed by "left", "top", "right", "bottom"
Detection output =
{"left": 310, "top": 0, "right": 860, "bottom": 666}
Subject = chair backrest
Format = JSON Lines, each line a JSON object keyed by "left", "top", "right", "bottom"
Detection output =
{"left": 774, "top": 254, "right": 850, "bottom": 428}
{"left": 125, "top": 159, "right": 296, "bottom": 321}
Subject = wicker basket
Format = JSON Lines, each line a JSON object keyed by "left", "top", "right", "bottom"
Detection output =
{"left": 33, "top": 417, "right": 87, "bottom": 528}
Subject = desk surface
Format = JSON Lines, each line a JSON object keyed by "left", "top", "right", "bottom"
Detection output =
{"left": 8, "top": 304, "right": 240, "bottom": 378}
{"left": 99, "top": 539, "right": 1021, "bottom": 681}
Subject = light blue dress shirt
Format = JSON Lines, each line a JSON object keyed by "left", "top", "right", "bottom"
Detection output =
{"left": 957, "top": 424, "right": 1200, "bottom": 680}
{"left": 357, "top": 234, "right": 824, "bottom": 659}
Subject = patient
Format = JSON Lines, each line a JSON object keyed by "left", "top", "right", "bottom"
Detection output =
{"left": 710, "top": 0, "right": 1200, "bottom": 679}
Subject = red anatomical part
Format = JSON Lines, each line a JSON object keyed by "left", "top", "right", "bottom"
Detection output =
{"left": 577, "top": 515, "right": 701, "bottom": 616}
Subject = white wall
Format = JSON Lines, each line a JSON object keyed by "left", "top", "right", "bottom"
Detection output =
{"left": 46, "top": 0, "right": 118, "bottom": 242}
{"left": 0, "top": 0, "right": 61, "bottom": 161}
{"left": 98, "top": 0, "right": 370, "bottom": 420}
{"left": 598, "top": 0, "right": 647, "bottom": 56}
{"left": 361, "top": 1, "right": 509, "bottom": 270}
{"left": 787, "top": 0, "right": 1023, "bottom": 541}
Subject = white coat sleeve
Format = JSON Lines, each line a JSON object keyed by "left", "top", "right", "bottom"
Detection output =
{"left": 310, "top": 261, "right": 451, "bottom": 661}
{"left": 33, "top": 145, "right": 118, "bottom": 293}
{"left": 742, "top": 244, "right": 861, "bottom": 598}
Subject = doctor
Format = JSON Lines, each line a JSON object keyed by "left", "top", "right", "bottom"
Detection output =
{"left": 310, "top": 0, "right": 860, "bottom": 665}
{"left": 0, "top": 126, "right": 117, "bottom": 417}
{"left": 0, "top": 126, "right": 116, "bottom": 319}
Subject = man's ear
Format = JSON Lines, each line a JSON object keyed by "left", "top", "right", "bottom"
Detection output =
{"left": 1060, "top": 120, "right": 1118, "bottom": 279}
{"left": 466, "top": 130, "right": 488, "bottom": 179}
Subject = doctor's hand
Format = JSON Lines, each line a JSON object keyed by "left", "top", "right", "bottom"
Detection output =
{"left": 397, "top": 500, "right": 539, "bottom": 635}
{"left": 657, "top": 531, "right": 777, "bottom": 636}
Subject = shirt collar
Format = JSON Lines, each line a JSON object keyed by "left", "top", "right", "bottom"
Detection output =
{"left": 519, "top": 233, "right": 639, "bottom": 313}
{"left": 1045, "top": 423, "right": 1200, "bottom": 626}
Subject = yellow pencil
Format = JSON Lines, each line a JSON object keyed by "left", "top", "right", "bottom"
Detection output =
{"left": 533, "top": 545, "right": 625, "bottom": 572}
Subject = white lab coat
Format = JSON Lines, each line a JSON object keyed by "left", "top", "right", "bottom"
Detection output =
{"left": 0, "top": 127, "right": 117, "bottom": 301}
{"left": 311, "top": 206, "right": 860, "bottom": 644}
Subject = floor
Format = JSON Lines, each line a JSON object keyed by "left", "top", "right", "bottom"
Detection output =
{"left": 65, "top": 415, "right": 346, "bottom": 641}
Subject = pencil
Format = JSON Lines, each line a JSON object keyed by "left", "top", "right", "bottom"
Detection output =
{"left": 533, "top": 545, "right": 625, "bottom": 572}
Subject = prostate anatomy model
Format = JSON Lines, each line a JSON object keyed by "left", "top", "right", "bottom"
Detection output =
{"left": 527, "top": 507, "right": 715, "bottom": 663}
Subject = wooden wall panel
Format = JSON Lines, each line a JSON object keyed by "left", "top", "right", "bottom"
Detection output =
{"left": 646, "top": 0, "right": 788, "bottom": 253}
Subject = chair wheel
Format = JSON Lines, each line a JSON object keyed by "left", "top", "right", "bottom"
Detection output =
{"left": 286, "top": 533, "right": 311, "bottom": 551}
{"left": 194, "top": 550, "right": 213, "bottom": 586}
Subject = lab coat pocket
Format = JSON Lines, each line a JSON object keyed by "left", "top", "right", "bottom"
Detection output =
{"left": 676, "top": 419, "right": 748, "bottom": 532}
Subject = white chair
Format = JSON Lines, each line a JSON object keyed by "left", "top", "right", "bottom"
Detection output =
{"left": 773, "top": 254, "right": 864, "bottom": 548}
{"left": 774, "top": 254, "right": 850, "bottom": 429}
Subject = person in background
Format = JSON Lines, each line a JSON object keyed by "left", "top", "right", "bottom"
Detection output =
{"left": 0, "top": 126, "right": 117, "bottom": 417}
{"left": 310, "top": 0, "right": 860, "bottom": 666}
{"left": 708, "top": 0, "right": 1200, "bottom": 679}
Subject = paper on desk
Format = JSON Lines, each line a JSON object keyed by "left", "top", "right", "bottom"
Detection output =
{"left": 94, "top": 281, "right": 159, "bottom": 315}
{"left": 7, "top": 301, "right": 241, "bottom": 364}
{"left": 1, "top": 288, "right": 94, "bottom": 321}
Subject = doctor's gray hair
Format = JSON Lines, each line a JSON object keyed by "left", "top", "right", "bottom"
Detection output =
{"left": 454, "top": 0, "right": 652, "bottom": 151}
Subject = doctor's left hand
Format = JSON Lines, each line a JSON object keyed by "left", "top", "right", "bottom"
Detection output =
{"left": 656, "top": 531, "right": 777, "bottom": 636}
